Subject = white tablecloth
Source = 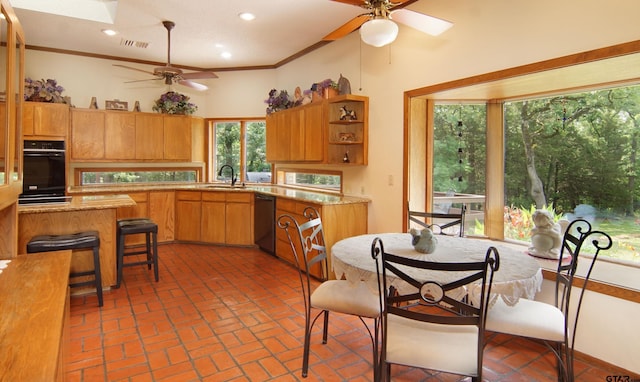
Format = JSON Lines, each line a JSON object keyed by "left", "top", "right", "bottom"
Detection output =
{"left": 331, "top": 233, "right": 542, "bottom": 306}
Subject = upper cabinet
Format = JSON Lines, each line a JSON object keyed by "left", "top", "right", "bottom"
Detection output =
{"left": 266, "top": 95, "right": 368, "bottom": 165}
{"left": 69, "top": 109, "right": 204, "bottom": 162}
{"left": 22, "top": 102, "right": 69, "bottom": 139}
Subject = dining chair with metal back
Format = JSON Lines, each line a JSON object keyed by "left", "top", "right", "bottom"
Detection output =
{"left": 277, "top": 207, "right": 381, "bottom": 379}
{"left": 485, "top": 218, "right": 612, "bottom": 382}
{"left": 371, "top": 236, "right": 500, "bottom": 382}
{"left": 408, "top": 203, "right": 467, "bottom": 236}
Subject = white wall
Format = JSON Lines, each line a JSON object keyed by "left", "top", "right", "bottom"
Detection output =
{"left": 22, "top": 0, "right": 640, "bottom": 373}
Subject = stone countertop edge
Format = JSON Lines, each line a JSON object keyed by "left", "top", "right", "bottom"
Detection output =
{"left": 18, "top": 194, "right": 136, "bottom": 213}
{"left": 66, "top": 184, "right": 371, "bottom": 206}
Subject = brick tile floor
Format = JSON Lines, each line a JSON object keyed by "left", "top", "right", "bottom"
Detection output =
{"left": 66, "top": 243, "right": 620, "bottom": 381}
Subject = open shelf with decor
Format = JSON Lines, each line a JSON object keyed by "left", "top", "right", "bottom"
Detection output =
{"left": 326, "top": 95, "right": 368, "bottom": 165}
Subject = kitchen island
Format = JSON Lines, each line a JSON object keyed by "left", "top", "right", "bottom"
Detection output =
{"left": 18, "top": 194, "right": 136, "bottom": 289}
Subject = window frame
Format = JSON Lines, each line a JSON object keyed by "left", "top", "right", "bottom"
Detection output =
{"left": 404, "top": 42, "right": 640, "bottom": 300}
{"left": 74, "top": 165, "right": 203, "bottom": 186}
{"left": 207, "top": 117, "right": 270, "bottom": 184}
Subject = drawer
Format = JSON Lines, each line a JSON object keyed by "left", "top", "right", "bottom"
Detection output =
{"left": 202, "top": 191, "right": 226, "bottom": 202}
{"left": 176, "top": 191, "right": 201, "bottom": 201}
{"left": 276, "top": 198, "right": 296, "bottom": 213}
{"left": 226, "top": 192, "right": 251, "bottom": 203}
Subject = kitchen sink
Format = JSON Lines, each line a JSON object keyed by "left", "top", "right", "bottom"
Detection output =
{"left": 202, "top": 183, "right": 246, "bottom": 189}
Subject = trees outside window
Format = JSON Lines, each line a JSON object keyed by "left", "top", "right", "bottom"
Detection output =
{"left": 433, "top": 85, "right": 640, "bottom": 263}
{"left": 213, "top": 120, "right": 271, "bottom": 183}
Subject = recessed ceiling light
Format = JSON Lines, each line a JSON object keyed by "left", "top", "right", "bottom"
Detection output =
{"left": 238, "top": 12, "right": 255, "bottom": 21}
{"left": 221, "top": 52, "right": 232, "bottom": 59}
{"left": 102, "top": 29, "right": 117, "bottom": 36}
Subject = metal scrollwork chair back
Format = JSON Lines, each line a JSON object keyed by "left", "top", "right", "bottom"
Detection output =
{"left": 277, "top": 207, "right": 380, "bottom": 379}
{"left": 408, "top": 203, "right": 467, "bottom": 237}
{"left": 485, "top": 218, "right": 612, "bottom": 382}
{"left": 371, "top": 236, "right": 500, "bottom": 382}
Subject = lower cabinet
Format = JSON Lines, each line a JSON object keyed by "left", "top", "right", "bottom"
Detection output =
{"left": 117, "top": 191, "right": 175, "bottom": 244}
{"left": 176, "top": 190, "right": 253, "bottom": 245}
{"left": 275, "top": 197, "right": 368, "bottom": 279}
{"left": 175, "top": 191, "right": 202, "bottom": 242}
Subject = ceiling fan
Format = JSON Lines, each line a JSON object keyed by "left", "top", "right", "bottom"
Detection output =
{"left": 324, "top": 0, "right": 453, "bottom": 47}
{"left": 114, "top": 21, "right": 217, "bottom": 91}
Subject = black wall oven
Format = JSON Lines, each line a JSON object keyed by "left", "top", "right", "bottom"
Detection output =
{"left": 19, "top": 140, "right": 67, "bottom": 204}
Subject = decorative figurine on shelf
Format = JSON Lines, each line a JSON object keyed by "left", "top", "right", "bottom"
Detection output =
{"left": 343, "top": 151, "right": 350, "bottom": 163}
{"left": 528, "top": 209, "right": 563, "bottom": 259}
{"left": 134, "top": 100, "right": 141, "bottom": 112}
{"left": 337, "top": 73, "right": 352, "bottom": 95}
{"left": 410, "top": 228, "right": 438, "bottom": 254}
{"left": 339, "top": 105, "right": 357, "bottom": 120}
{"left": 89, "top": 96, "right": 98, "bottom": 109}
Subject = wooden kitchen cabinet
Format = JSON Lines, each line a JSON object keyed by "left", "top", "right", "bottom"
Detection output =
{"left": 225, "top": 192, "right": 253, "bottom": 245}
{"left": 112, "top": 190, "right": 175, "bottom": 243}
{"left": 105, "top": 111, "right": 136, "bottom": 160}
{"left": 149, "top": 190, "right": 175, "bottom": 242}
{"left": 266, "top": 111, "right": 288, "bottom": 162}
{"left": 175, "top": 191, "right": 202, "bottom": 241}
{"left": 175, "top": 190, "right": 253, "bottom": 245}
{"left": 135, "top": 113, "right": 164, "bottom": 160}
{"left": 201, "top": 192, "right": 226, "bottom": 243}
{"left": 23, "top": 102, "right": 70, "bottom": 139}
{"left": 275, "top": 197, "right": 368, "bottom": 279}
{"left": 163, "top": 115, "right": 191, "bottom": 161}
{"left": 70, "top": 109, "right": 105, "bottom": 160}
{"left": 68, "top": 110, "right": 202, "bottom": 162}
{"left": 266, "top": 95, "right": 367, "bottom": 164}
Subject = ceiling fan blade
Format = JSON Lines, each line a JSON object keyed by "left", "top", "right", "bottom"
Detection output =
{"left": 124, "top": 78, "right": 162, "bottom": 84}
{"left": 114, "top": 64, "right": 156, "bottom": 76}
{"left": 391, "top": 8, "right": 453, "bottom": 36}
{"left": 180, "top": 71, "right": 218, "bottom": 80}
{"left": 178, "top": 79, "right": 208, "bottom": 91}
{"left": 330, "top": 0, "right": 366, "bottom": 5}
{"left": 323, "top": 14, "right": 371, "bottom": 41}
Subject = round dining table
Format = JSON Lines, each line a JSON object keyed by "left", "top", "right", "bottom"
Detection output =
{"left": 331, "top": 233, "right": 543, "bottom": 306}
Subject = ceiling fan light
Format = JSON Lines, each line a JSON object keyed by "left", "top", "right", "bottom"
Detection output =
{"left": 360, "top": 18, "right": 398, "bottom": 47}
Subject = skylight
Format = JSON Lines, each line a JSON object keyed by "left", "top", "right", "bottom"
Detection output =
{"left": 10, "top": 0, "right": 118, "bottom": 24}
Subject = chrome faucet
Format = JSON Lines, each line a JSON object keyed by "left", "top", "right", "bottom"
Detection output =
{"left": 217, "top": 164, "right": 237, "bottom": 186}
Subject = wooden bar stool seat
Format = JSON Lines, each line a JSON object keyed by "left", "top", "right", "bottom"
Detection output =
{"left": 116, "top": 218, "right": 159, "bottom": 288}
{"left": 27, "top": 231, "right": 103, "bottom": 307}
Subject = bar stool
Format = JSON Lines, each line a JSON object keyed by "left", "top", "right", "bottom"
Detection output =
{"left": 116, "top": 218, "right": 159, "bottom": 288}
{"left": 27, "top": 231, "right": 103, "bottom": 307}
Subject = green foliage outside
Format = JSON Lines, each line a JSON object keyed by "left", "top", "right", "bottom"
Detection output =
{"left": 434, "top": 85, "right": 640, "bottom": 262}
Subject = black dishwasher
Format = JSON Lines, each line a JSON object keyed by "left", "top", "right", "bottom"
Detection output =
{"left": 254, "top": 193, "right": 276, "bottom": 254}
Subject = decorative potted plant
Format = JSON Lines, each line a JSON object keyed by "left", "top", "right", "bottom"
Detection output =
{"left": 152, "top": 91, "right": 197, "bottom": 115}
{"left": 24, "top": 78, "right": 67, "bottom": 103}
{"left": 312, "top": 78, "right": 339, "bottom": 100}
{"left": 265, "top": 88, "right": 293, "bottom": 115}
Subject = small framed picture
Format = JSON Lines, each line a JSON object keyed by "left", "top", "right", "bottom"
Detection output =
{"left": 339, "top": 132, "right": 356, "bottom": 142}
{"left": 105, "top": 99, "right": 128, "bottom": 111}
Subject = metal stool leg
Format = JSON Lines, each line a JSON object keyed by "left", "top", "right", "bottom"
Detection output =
{"left": 92, "top": 245, "right": 103, "bottom": 306}
{"left": 152, "top": 231, "right": 159, "bottom": 282}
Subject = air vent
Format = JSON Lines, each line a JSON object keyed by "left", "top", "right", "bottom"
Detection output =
{"left": 120, "top": 38, "right": 149, "bottom": 49}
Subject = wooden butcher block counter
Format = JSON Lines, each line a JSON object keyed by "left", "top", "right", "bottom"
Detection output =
{"left": 0, "top": 251, "right": 72, "bottom": 381}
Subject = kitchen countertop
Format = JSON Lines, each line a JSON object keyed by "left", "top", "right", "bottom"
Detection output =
{"left": 67, "top": 183, "right": 371, "bottom": 206}
{"left": 18, "top": 194, "right": 136, "bottom": 213}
